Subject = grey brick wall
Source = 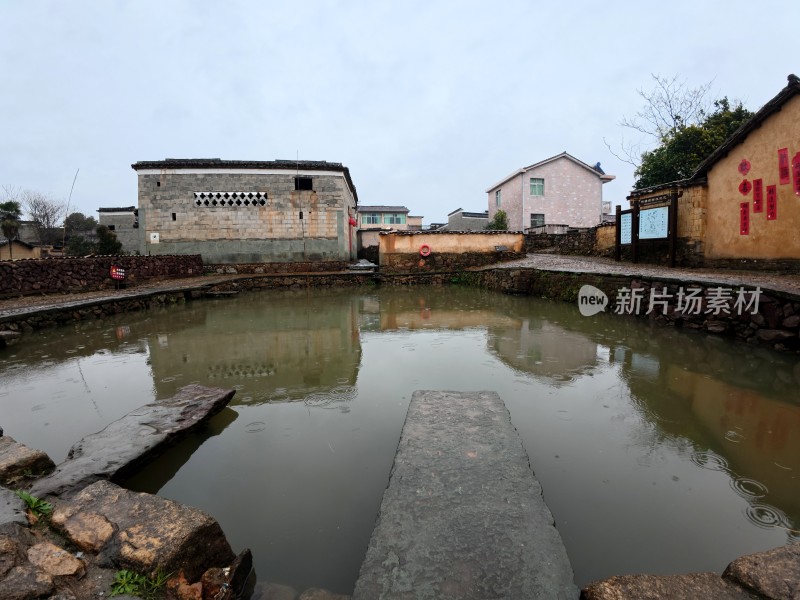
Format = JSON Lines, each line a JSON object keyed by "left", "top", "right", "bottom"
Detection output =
{"left": 137, "top": 171, "right": 356, "bottom": 263}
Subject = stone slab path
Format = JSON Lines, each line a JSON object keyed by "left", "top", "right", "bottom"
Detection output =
{"left": 353, "top": 390, "right": 576, "bottom": 600}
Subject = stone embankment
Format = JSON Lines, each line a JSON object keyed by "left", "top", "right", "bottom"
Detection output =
{"left": 0, "top": 385, "right": 249, "bottom": 599}
{"left": 0, "top": 385, "right": 352, "bottom": 600}
{"left": 0, "top": 255, "right": 204, "bottom": 299}
{"left": 581, "top": 544, "right": 800, "bottom": 599}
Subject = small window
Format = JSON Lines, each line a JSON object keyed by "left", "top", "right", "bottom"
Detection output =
{"left": 156, "top": 181, "right": 161, "bottom": 187}
{"left": 294, "top": 177, "right": 313, "bottom": 191}
{"left": 530, "top": 213, "right": 545, "bottom": 228}
{"left": 530, "top": 178, "right": 544, "bottom": 196}
{"left": 172, "top": 213, "right": 177, "bottom": 221}
{"left": 495, "top": 190, "right": 502, "bottom": 207}
{"left": 107, "top": 224, "right": 116, "bottom": 231}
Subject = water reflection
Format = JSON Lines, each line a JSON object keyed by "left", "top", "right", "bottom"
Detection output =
{"left": 145, "top": 291, "right": 362, "bottom": 403}
{"left": 1, "top": 286, "right": 800, "bottom": 591}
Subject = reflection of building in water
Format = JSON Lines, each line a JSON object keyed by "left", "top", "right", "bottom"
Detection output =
{"left": 146, "top": 292, "right": 361, "bottom": 402}
{"left": 357, "top": 291, "right": 522, "bottom": 332}
{"left": 488, "top": 319, "right": 598, "bottom": 385}
{"left": 619, "top": 346, "right": 800, "bottom": 534}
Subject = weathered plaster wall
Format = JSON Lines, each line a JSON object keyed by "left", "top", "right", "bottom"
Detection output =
{"left": 380, "top": 232, "right": 523, "bottom": 256}
{"left": 705, "top": 94, "right": 800, "bottom": 259}
{"left": 138, "top": 170, "right": 357, "bottom": 263}
{"left": 379, "top": 232, "right": 524, "bottom": 273}
{"left": 595, "top": 224, "right": 616, "bottom": 253}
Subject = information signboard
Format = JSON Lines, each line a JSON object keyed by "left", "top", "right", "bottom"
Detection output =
{"left": 620, "top": 213, "right": 632, "bottom": 245}
{"left": 639, "top": 206, "right": 669, "bottom": 239}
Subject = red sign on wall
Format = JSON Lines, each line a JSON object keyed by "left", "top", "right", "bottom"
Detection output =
{"left": 740, "top": 202, "right": 750, "bottom": 235}
{"left": 752, "top": 179, "right": 763, "bottom": 212}
{"left": 738, "top": 179, "right": 752, "bottom": 195}
{"left": 766, "top": 185, "right": 777, "bottom": 220}
{"left": 778, "top": 148, "right": 790, "bottom": 184}
{"left": 793, "top": 152, "right": 800, "bottom": 196}
{"left": 738, "top": 159, "right": 751, "bottom": 175}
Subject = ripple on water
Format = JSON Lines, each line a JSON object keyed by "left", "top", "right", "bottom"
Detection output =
{"left": 745, "top": 503, "right": 791, "bottom": 530}
{"left": 304, "top": 385, "right": 357, "bottom": 408}
{"left": 724, "top": 430, "right": 746, "bottom": 443}
{"left": 690, "top": 451, "right": 729, "bottom": 472}
{"left": 245, "top": 421, "right": 266, "bottom": 433}
{"left": 730, "top": 477, "right": 768, "bottom": 499}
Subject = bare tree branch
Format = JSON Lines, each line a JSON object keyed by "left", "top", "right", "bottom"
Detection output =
{"left": 606, "top": 73, "right": 715, "bottom": 169}
{"left": 22, "top": 190, "right": 66, "bottom": 246}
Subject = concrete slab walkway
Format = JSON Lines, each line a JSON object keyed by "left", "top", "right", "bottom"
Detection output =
{"left": 353, "top": 390, "right": 576, "bottom": 600}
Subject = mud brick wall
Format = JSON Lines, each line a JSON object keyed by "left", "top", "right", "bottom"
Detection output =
{"left": 0, "top": 255, "right": 204, "bottom": 298}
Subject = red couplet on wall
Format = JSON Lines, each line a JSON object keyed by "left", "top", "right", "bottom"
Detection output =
{"left": 738, "top": 179, "right": 752, "bottom": 195}
{"left": 778, "top": 148, "right": 790, "bottom": 184}
{"left": 752, "top": 179, "right": 763, "bottom": 212}
{"left": 792, "top": 152, "right": 800, "bottom": 196}
{"left": 766, "top": 185, "right": 777, "bottom": 220}
{"left": 740, "top": 202, "right": 750, "bottom": 235}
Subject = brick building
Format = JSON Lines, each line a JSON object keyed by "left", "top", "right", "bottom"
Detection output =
{"left": 131, "top": 159, "right": 358, "bottom": 264}
{"left": 98, "top": 206, "right": 138, "bottom": 255}
{"left": 486, "top": 152, "right": 615, "bottom": 230}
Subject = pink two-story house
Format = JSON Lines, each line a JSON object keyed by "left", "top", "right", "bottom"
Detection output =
{"left": 486, "top": 152, "right": 615, "bottom": 230}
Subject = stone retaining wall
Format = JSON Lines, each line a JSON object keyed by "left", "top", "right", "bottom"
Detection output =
{"left": 204, "top": 261, "right": 349, "bottom": 274}
{"left": 525, "top": 229, "right": 599, "bottom": 255}
{"left": 477, "top": 268, "right": 800, "bottom": 352}
{"left": 380, "top": 251, "right": 523, "bottom": 274}
{"left": 0, "top": 255, "right": 204, "bottom": 299}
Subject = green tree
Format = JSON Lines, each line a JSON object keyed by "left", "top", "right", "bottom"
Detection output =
{"left": 485, "top": 209, "right": 509, "bottom": 230}
{"left": 1, "top": 200, "right": 22, "bottom": 259}
{"left": 95, "top": 225, "right": 123, "bottom": 255}
{"left": 634, "top": 98, "right": 753, "bottom": 188}
{"left": 64, "top": 212, "right": 98, "bottom": 236}
{"left": 66, "top": 235, "right": 96, "bottom": 257}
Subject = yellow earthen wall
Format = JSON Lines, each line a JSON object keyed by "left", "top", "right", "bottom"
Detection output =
{"left": 595, "top": 225, "right": 616, "bottom": 252}
{"left": 379, "top": 233, "right": 524, "bottom": 256}
{"left": 705, "top": 95, "right": 800, "bottom": 259}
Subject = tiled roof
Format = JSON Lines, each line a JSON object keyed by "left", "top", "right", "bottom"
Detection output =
{"left": 357, "top": 205, "right": 409, "bottom": 213}
{"left": 692, "top": 74, "right": 800, "bottom": 178}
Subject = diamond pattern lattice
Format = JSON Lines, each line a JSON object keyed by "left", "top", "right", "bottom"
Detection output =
{"left": 193, "top": 192, "right": 268, "bottom": 207}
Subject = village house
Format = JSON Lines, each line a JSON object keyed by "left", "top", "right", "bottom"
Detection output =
{"left": 443, "top": 208, "right": 489, "bottom": 231}
{"left": 628, "top": 74, "right": 800, "bottom": 266}
{"left": 131, "top": 159, "right": 358, "bottom": 264}
{"left": 357, "top": 206, "right": 421, "bottom": 231}
{"left": 97, "top": 206, "right": 138, "bottom": 255}
{"left": 486, "top": 152, "right": 615, "bottom": 230}
{"left": 0, "top": 239, "right": 41, "bottom": 260}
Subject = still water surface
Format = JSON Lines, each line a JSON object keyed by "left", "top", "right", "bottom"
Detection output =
{"left": 2, "top": 286, "right": 799, "bottom": 592}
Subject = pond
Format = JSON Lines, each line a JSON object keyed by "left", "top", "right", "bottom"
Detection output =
{"left": 1, "top": 285, "right": 799, "bottom": 593}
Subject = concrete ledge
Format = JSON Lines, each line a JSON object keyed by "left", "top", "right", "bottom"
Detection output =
{"left": 353, "top": 390, "right": 576, "bottom": 599}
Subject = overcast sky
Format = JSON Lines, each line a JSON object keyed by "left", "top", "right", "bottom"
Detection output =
{"left": 1, "top": 1, "right": 797, "bottom": 225}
